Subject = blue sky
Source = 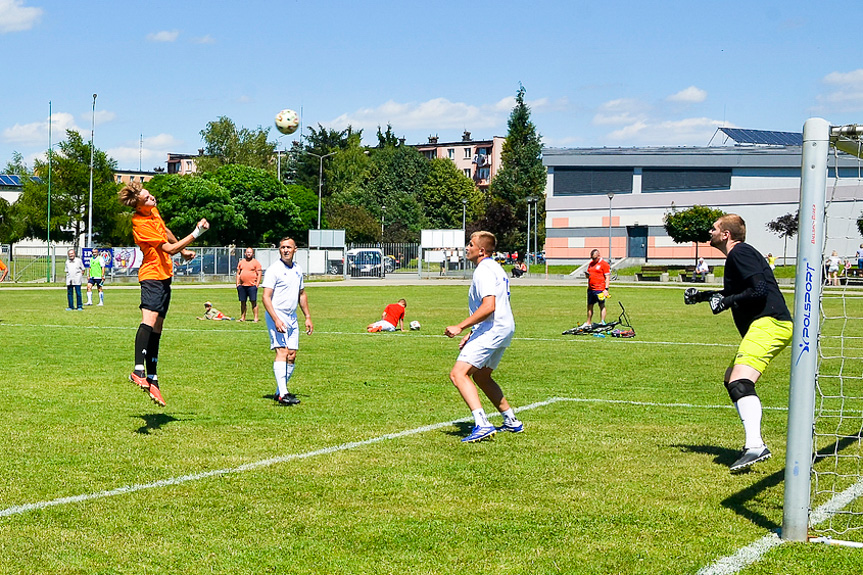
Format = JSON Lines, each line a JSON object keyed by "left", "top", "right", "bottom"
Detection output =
{"left": 2, "top": 0, "right": 863, "bottom": 171}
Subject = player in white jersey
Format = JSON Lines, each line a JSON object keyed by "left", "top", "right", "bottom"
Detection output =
{"left": 262, "top": 237, "right": 313, "bottom": 406}
{"left": 445, "top": 231, "right": 524, "bottom": 443}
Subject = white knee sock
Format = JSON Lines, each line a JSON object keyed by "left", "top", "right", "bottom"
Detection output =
{"left": 273, "top": 361, "right": 288, "bottom": 397}
{"left": 735, "top": 395, "right": 764, "bottom": 449}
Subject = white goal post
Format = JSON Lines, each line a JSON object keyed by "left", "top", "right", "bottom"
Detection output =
{"left": 783, "top": 118, "right": 863, "bottom": 543}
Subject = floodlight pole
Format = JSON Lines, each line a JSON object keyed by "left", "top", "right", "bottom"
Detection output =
{"left": 87, "top": 93, "right": 96, "bottom": 248}
{"left": 534, "top": 195, "right": 539, "bottom": 266}
{"left": 303, "top": 150, "right": 336, "bottom": 229}
{"left": 47, "top": 100, "right": 52, "bottom": 282}
{"left": 462, "top": 198, "right": 468, "bottom": 271}
{"left": 526, "top": 199, "right": 531, "bottom": 265}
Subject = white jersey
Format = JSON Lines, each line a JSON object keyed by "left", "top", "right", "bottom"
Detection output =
{"left": 262, "top": 259, "right": 304, "bottom": 318}
{"left": 469, "top": 256, "right": 515, "bottom": 347}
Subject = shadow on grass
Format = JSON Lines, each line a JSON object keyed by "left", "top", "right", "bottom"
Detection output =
{"left": 675, "top": 443, "right": 783, "bottom": 531}
{"left": 135, "top": 413, "right": 180, "bottom": 434}
{"left": 444, "top": 421, "right": 476, "bottom": 439}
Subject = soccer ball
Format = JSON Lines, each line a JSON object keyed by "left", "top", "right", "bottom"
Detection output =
{"left": 274, "top": 109, "right": 299, "bottom": 135}
{"left": 410, "top": 321, "right": 421, "bottom": 331}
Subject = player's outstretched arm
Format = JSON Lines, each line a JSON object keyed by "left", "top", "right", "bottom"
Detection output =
{"left": 160, "top": 219, "right": 209, "bottom": 257}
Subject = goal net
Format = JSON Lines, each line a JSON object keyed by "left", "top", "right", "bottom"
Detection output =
{"left": 783, "top": 119, "right": 863, "bottom": 544}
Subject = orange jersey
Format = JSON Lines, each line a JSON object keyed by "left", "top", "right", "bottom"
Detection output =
{"left": 237, "top": 258, "right": 262, "bottom": 286}
{"left": 587, "top": 258, "right": 610, "bottom": 291}
{"left": 0, "top": 259, "right": 6, "bottom": 271}
{"left": 132, "top": 207, "right": 173, "bottom": 281}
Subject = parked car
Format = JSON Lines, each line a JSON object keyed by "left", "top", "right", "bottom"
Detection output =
{"left": 347, "top": 248, "right": 385, "bottom": 278}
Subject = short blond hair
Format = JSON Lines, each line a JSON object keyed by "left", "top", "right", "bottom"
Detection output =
{"left": 118, "top": 181, "right": 143, "bottom": 208}
{"left": 471, "top": 231, "right": 496, "bottom": 253}
{"left": 717, "top": 214, "right": 746, "bottom": 242}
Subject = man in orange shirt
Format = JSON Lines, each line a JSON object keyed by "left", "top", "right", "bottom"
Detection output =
{"left": 0, "top": 257, "right": 8, "bottom": 282}
{"left": 118, "top": 182, "right": 209, "bottom": 407}
{"left": 367, "top": 299, "right": 407, "bottom": 332}
{"left": 580, "top": 248, "right": 611, "bottom": 329}
{"left": 236, "top": 247, "right": 262, "bottom": 322}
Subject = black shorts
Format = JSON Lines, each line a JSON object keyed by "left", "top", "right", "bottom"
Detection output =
{"left": 88, "top": 278, "right": 103, "bottom": 287}
{"left": 237, "top": 285, "right": 258, "bottom": 303}
{"left": 139, "top": 278, "right": 172, "bottom": 317}
{"left": 587, "top": 289, "right": 605, "bottom": 306}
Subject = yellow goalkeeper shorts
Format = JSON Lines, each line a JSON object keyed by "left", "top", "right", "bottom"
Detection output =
{"left": 731, "top": 316, "right": 793, "bottom": 373}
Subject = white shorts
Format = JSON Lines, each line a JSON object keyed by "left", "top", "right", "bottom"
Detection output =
{"left": 266, "top": 311, "right": 299, "bottom": 350}
{"left": 370, "top": 320, "right": 396, "bottom": 332}
{"left": 457, "top": 333, "right": 509, "bottom": 371}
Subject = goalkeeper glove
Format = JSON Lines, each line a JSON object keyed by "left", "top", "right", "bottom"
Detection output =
{"left": 684, "top": 288, "right": 718, "bottom": 305}
{"left": 709, "top": 292, "right": 728, "bottom": 314}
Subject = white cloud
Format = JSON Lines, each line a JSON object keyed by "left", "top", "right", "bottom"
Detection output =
{"left": 192, "top": 34, "right": 215, "bottom": 44}
{"left": 108, "top": 133, "right": 183, "bottom": 169}
{"left": 0, "top": 0, "right": 42, "bottom": 33}
{"left": 605, "top": 117, "right": 724, "bottom": 146}
{"left": 329, "top": 97, "right": 504, "bottom": 132}
{"left": 818, "top": 69, "right": 863, "bottom": 113}
{"left": 2, "top": 112, "right": 80, "bottom": 146}
{"left": 147, "top": 30, "right": 179, "bottom": 42}
{"left": 667, "top": 86, "right": 707, "bottom": 104}
{"left": 593, "top": 98, "right": 648, "bottom": 125}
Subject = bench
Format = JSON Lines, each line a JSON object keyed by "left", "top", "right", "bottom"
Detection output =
{"left": 636, "top": 265, "right": 669, "bottom": 282}
{"left": 844, "top": 268, "right": 863, "bottom": 285}
{"left": 679, "top": 265, "right": 709, "bottom": 283}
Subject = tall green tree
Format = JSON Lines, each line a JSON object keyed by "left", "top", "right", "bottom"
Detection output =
{"left": 19, "top": 130, "right": 121, "bottom": 247}
{"left": 4, "top": 151, "right": 30, "bottom": 177}
{"left": 143, "top": 174, "right": 245, "bottom": 246}
{"left": 663, "top": 204, "right": 726, "bottom": 262}
{"left": 206, "top": 164, "right": 302, "bottom": 246}
{"left": 197, "top": 117, "right": 276, "bottom": 174}
{"left": 295, "top": 124, "right": 362, "bottom": 194}
{"left": 489, "top": 85, "right": 546, "bottom": 251}
{"left": 421, "top": 158, "right": 483, "bottom": 231}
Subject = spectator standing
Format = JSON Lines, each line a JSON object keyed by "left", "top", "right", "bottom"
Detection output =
{"left": 580, "top": 249, "right": 611, "bottom": 328}
{"left": 236, "top": 247, "right": 262, "bottom": 322}
{"left": 64, "top": 248, "right": 85, "bottom": 311}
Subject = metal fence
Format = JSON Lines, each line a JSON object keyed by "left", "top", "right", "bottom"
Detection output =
{"left": 1, "top": 242, "right": 477, "bottom": 282}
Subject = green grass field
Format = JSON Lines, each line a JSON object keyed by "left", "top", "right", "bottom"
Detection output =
{"left": 1, "top": 282, "right": 861, "bottom": 574}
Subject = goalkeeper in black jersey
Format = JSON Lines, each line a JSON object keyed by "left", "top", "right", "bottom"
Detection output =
{"left": 684, "top": 214, "right": 792, "bottom": 472}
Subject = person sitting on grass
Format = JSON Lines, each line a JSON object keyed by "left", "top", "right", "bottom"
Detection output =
{"left": 197, "top": 301, "right": 233, "bottom": 321}
{"left": 511, "top": 259, "right": 527, "bottom": 278}
{"left": 367, "top": 299, "right": 407, "bottom": 332}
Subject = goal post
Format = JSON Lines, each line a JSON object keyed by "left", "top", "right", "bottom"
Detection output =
{"left": 783, "top": 118, "right": 863, "bottom": 542}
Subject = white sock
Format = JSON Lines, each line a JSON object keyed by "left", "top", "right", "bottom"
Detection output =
{"left": 86, "top": 292, "right": 92, "bottom": 304}
{"left": 471, "top": 408, "right": 490, "bottom": 428}
{"left": 735, "top": 396, "right": 764, "bottom": 449}
{"left": 99, "top": 292, "right": 104, "bottom": 303}
{"left": 273, "top": 361, "right": 288, "bottom": 397}
{"left": 502, "top": 408, "right": 517, "bottom": 424}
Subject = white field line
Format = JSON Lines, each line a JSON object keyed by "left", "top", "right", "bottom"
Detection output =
{"left": 696, "top": 479, "right": 863, "bottom": 575}
{"left": 0, "top": 396, "right": 766, "bottom": 519}
{"left": 0, "top": 323, "right": 737, "bottom": 347}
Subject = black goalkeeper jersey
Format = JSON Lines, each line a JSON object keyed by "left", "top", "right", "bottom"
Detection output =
{"left": 722, "top": 242, "right": 792, "bottom": 336}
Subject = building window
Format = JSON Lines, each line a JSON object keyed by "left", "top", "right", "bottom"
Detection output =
{"left": 447, "top": 148, "right": 455, "bottom": 159}
{"left": 464, "top": 168, "right": 471, "bottom": 178}
{"left": 552, "top": 167, "right": 633, "bottom": 196}
{"left": 464, "top": 147, "right": 471, "bottom": 159}
{"left": 423, "top": 150, "right": 436, "bottom": 160}
{"left": 641, "top": 168, "right": 731, "bottom": 192}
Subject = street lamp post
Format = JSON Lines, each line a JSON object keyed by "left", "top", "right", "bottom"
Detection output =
{"left": 303, "top": 151, "right": 336, "bottom": 229}
{"left": 381, "top": 205, "right": 386, "bottom": 238}
{"left": 526, "top": 197, "right": 538, "bottom": 265}
{"left": 607, "top": 191, "right": 615, "bottom": 263}
{"left": 87, "top": 93, "right": 96, "bottom": 248}
{"left": 534, "top": 196, "right": 539, "bottom": 266}
{"left": 47, "top": 100, "right": 52, "bottom": 282}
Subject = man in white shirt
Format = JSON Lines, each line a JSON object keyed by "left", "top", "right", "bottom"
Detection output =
{"left": 262, "top": 237, "right": 313, "bottom": 406}
{"left": 64, "top": 248, "right": 86, "bottom": 311}
{"left": 445, "top": 231, "right": 524, "bottom": 443}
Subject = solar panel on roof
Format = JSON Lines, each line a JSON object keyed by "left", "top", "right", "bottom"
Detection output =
{"left": 719, "top": 127, "right": 803, "bottom": 146}
{"left": 0, "top": 175, "right": 16, "bottom": 186}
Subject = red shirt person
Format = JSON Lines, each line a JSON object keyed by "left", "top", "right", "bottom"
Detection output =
{"left": 367, "top": 299, "right": 407, "bottom": 332}
{"left": 581, "top": 249, "right": 611, "bottom": 327}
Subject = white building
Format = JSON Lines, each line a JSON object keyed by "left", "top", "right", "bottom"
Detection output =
{"left": 543, "top": 129, "right": 863, "bottom": 265}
